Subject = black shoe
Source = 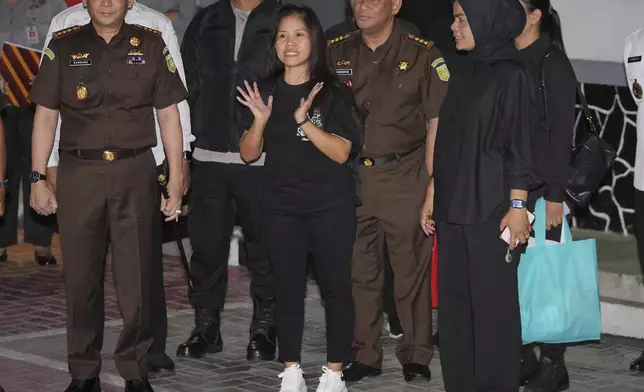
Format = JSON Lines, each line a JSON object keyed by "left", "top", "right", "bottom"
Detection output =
{"left": 247, "top": 295, "right": 277, "bottom": 361}
{"left": 387, "top": 316, "right": 403, "bottom": 339}
{"left": 64, "top": 378, "right": 101, "bottom": 392}
{"left": 342, "top": 361, "right": 381, "bottom": 382}
{"left": 148, "top": 352, "right": 175, "bottom": 374}
{"left": 630, "top": 350, "right": 644, "bottom": 371}
{"left": 521, "top": 346, "right": 540, "bottom": 386}
{"left": 402, "top": 363, "right": 431, "bottom": 382}
{"left": 176, "top": 308, "right": 223, "bottom": 358}
{"left": 35, "top": 251, "right": 57, "bottom": 266}
{"left": 125, "top": 377, "right": 154, "bottom": 392}
{"left": 524, "top": 357, "right": 570, "bottom": 392}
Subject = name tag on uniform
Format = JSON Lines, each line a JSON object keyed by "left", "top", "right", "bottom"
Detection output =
{"left": 629, "top": 56, "right": 642, "bottom": 63}
{"left": 70, "top": 59, "right": 92, "bottom": 67}
{"left": 335, "top": 68, "right": 353, "bottom": 76}
{"left": 25, "top": 26, "right": 39, "bottom": 46}
{"left": 127, "top": 56, "right": 146, "bottom": 65}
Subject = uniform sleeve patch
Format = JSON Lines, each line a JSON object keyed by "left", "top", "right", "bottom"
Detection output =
{"left": 166, "top": 53, "right": 176, "bottom": 73}
{"left": 431, "top": 57, "right": 445, "bottom": 68}
{"left": 436, "top": 64, "right": 450, "bottom": 82}
{"left": 44, "top": 47, "right": 55, "bottom": 61}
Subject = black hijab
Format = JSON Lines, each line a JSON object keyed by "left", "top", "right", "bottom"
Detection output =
{"left": 459, "top": 0, "right": 526, "bottom": 62}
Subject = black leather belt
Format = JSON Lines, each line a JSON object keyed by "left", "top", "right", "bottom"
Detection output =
{"left": 62, "top": 147, "right": 149, "bottom": 162}
{"left": 359, "top": 144, "right": 423, "bottom": 167}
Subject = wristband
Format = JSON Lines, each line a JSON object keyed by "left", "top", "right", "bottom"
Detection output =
{"left": 296, "top": 118, "right": 310, "bottom": 127}
{"left": 510, "top": 199, "right": 527, "bottom": 209}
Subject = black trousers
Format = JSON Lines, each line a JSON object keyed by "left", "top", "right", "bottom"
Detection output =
{"left": 264, "top": 206, "right": 355, "bottom": 363}
{"left": 437, "top": 219, "right": 522, "bottom": 392}
{"left": 188, "top": 160, "right": 273, "bottom": 310}
{"left": 0, "top": 108, "right": 55, "bottom": 248}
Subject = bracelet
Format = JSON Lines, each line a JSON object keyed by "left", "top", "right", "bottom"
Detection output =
{"left": 296, "top": 118, "right": 310, "bottom": 127}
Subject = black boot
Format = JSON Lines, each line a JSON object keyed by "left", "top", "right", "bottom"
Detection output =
{"left": 524, "top": 356, "right": 570, "bottom": 392}
{"left": 630, "top": 350, "right": 644, "bottom": 371}
{"left": 125, "top": 377, "right": 154, "bottom": 392}
{"left": 247, "top": 295, "right": 277, "bottom": 360}
{"left": 176, "top": 308, "right": 223, "bottom": 358}
{"left": 64, "top": 378, "right": 100, "bottom": 392}
{"left": 521, "top": 346, "right": 540, "bottom": 386}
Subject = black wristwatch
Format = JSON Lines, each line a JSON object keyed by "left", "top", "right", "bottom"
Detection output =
{"left": 0, "top": 179, "right": 7, "bottom": 189}
{"left": 510, "top": 199, "right": 527, "bottom": 209}
{"left": 29, "top": 171, "right": 47, "bottom": 183}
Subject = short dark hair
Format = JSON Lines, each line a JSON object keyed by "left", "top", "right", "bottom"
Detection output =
{"left": 265, "top": 3, "right": 339, "bottom": 106}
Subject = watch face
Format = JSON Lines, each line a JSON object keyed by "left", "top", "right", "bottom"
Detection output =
{"left": 29, "top": 171, "right": 41, "bottom": 183}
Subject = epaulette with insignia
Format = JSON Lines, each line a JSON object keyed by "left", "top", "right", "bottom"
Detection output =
{"left": 328, "top": 32, "right": 354, "bottom": 48}
{"left": 52, "top": 25, "right": 81, "bottom": 40}
{"left": 406, "top": 34, "right": 434, "bottom": 50}
{"left": 133, "top": 24, "right": 162, "bottom": 37}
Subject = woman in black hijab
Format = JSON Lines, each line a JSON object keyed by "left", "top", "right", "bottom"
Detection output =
{"left": 430, "top": 0, "right": 538, "bottom": 391}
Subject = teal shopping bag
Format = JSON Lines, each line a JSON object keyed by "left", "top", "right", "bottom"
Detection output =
{"left": 518, "top": 198, "right": 601, "bottom": 345}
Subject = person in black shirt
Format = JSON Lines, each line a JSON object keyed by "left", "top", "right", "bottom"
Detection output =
{"left": 237, "top": 4, "right": 361, "bottom": 391}
{"left": 514, "top": 1, "right": 576, "bottom": 391}
{"left": 431, "top": 1, "right": 537, "bottom": 391}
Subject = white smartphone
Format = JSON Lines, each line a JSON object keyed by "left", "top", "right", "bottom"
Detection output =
{"left": 500, "top": 210, "right": 535, "bottom": 245}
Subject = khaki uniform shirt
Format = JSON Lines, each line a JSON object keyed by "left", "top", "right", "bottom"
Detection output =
{"left": 29, "top": 23, "right": 188, "bottom": 151}
{"left": 327, "top": 22, "right": 449, "bottom": 157}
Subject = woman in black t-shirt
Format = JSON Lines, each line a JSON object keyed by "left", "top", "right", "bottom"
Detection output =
{"left": 237, "top": 4, "right": 362, "bottom": 392}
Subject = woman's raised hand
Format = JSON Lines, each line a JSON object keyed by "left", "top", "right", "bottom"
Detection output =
{"left": 237, "top": 81, "right": 273, "bottom": 122}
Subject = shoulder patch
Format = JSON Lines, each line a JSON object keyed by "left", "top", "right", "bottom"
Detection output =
{"left": 405, "top": 34, "right": 434, "bottom": 50}
{"left": 133, "top": 24, "right": 162, "bottom": 37}
{"left": 52, "top": 25, "right": 81, "bottom": 40}
{"left": 328, "top": 33, "right": 353, "bottom": 48}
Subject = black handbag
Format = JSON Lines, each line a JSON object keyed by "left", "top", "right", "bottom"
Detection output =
{"left": 541, "top": 51, "right": 617, "bottom": 208}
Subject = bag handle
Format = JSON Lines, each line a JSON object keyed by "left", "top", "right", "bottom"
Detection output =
{"left": 540, "top": 49, "right": 599, "bottom": 139}
{"left": 534, "top": 197, "right": 573, "bottom": 246}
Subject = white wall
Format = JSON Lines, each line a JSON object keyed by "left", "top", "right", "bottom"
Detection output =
{"left": 553, "top": 0, "right": 643, "bottom": 64}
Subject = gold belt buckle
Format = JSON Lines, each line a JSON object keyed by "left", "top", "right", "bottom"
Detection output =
{"left": 362, "top": 158, "right": 374, "bottom": 167}
{"left": 103, "top": 150, "right": 116, "bottom": 161}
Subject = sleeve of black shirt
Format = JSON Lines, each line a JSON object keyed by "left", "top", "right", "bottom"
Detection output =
{"left": 542, "top": 52, "right": 577, "bottom": 203}
{"left": 324, "top": 86, "right": 362, "bottom": 156}
{"left": 502, "top": 65, "right": 537, "bottom": 191}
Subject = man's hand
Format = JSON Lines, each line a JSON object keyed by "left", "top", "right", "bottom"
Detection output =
{"left": 161, "top": 178, "right": 183, "bottom": 222}
{"left": 46, "top": 167, "right": 58, "bottom": 194}
{"left": 0, "top": 188, "right": 5, "bottom": 217}
{"left": 420, "top": 180, "right": 436, "bottom": 236}
{"left": 30, "top": 182, "right": 57, "bottom": 216}
{"left": 500, "top": 208, "right": 531, "bottom": 250}
{"left": 545, "top": 201, "right": 564, "bottom": 230}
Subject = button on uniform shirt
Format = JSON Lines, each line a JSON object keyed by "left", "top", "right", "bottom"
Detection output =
{"left": 327, "top": 21, "right": 449, "bottom": 157}
{"left": 0, "top": 0, "right": 68, "bottom": 49}
{"left": 29, "top": 23, "right": 188, "bottom": 151}
{"left": 626, "top": 28, "right": 644, "bottom": 191}
{"left": 43, "top": 2, "right": 194, "bottom": 166}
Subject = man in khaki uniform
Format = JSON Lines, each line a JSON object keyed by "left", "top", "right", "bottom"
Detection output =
{"left": 328, "top": 0, "right": 449, "bottom": 383}
{"left": 28, "top": 0, "right": 187, "bottom": 390}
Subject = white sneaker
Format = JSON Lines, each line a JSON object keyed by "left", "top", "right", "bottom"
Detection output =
{"left": 316, "top": 366, "right": 348, "bottom": 392}
{"left": 278, "top": 364, "right": 307, "bottom": 392}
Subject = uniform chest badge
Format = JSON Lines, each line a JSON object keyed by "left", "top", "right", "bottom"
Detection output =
{"left": 130, "top": 36, "right": 141, "bottom": 47}
{"left": 69, "top": 52, "right": 91, "bottom": 67}
{"left": 398, "top": 61, "right": 410, "bottom": 71}
{"left": 76, "top": 84, "right": 88, "bottom": 101}
{"left": 127, "top": 49, "right": 145, "bottom": 65}
{"left": 634, "top": 80, "right": 643, "bottom": 99}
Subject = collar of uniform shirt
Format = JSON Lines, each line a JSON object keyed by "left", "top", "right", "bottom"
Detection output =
{"left": 89, "top": 20, "right": 131, "bottom": 45}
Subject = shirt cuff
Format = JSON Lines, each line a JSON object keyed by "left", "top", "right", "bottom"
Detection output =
{"left": 545, "top": 185, "right": 566, "bottom": 203}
